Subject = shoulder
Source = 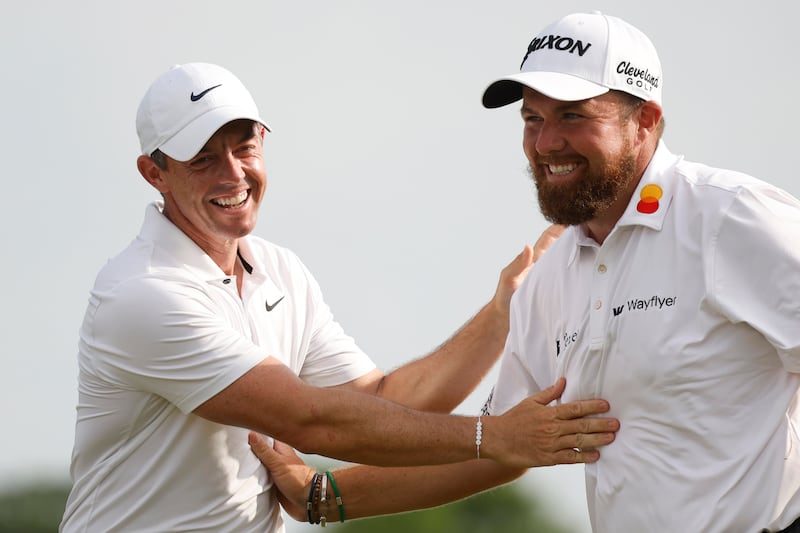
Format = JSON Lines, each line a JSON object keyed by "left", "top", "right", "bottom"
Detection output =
{"left": 89, "top": 242, "right": 218, "bottom": 333}
{"left": 93, "top": 237, "right": 206, "bottom": 298}
{"left": 671, "top": 160, "right": 800, "bottom": 220}
{"left": 674, "top": 159, "right": 782, "bottom": 197}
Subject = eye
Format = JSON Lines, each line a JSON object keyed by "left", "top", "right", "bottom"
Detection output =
{"left": 236, "top": 136, "right": 261, "bottom": 155}
{"left": 233, "top": 145, "right": 256, "bottom": 160}
{"left": 189, "top": 155, "right": 213, "bottom": 168}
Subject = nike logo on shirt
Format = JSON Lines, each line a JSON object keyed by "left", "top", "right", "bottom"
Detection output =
{"left": 265, "top": 296, "right": 285, "bottom": 312}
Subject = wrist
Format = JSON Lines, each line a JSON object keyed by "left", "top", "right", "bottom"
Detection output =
{"left": 486, "top": 301, "right": 510, "bottom": 340}
{"left": 474, "top": 415, "right": 499, "bottom": 463}
{"left": 482, "top": 295, "right": 507, "bottom": 324}
{"left": 475, "top": 416, "right": 483, "bottom": 459}
{"left": 296, "top": 471, "right": 316, "bottom": 512}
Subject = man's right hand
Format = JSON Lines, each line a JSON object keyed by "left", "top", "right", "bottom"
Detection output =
{"left": 249, "top": 377, "right": 617, "bottom": 523}
{"left": 248, "top": 433, "right": 311, "bottom": 522}
{"left": 484, "top": 377, "right": 618, "bottom": 467}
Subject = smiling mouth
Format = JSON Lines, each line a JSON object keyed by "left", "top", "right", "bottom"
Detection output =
{"left": 211, "top": 190, "right": 249, "bottom": 208}
{"left": 547, "top": 163, "right": 579, "bottom": 175}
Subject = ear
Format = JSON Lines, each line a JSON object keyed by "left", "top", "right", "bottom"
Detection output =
{"left": 137, "top": 155, "right": 170, "bottom": 194}
{"left": 636, "top": 101, "right": 663, "bottom": 141}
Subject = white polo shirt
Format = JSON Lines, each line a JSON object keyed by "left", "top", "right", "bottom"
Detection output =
{"left": 489, "top": 143, "right": 800, "bottom": 532}
{"left": 61, "top": 203, "right": 376, "bottom": 533}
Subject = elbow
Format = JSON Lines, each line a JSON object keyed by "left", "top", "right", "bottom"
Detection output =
{"left": 266, "top": 403, "right": 336, "bottom": 457}
{"left": 283, "top": 428, "right": 325, "bottom": 456}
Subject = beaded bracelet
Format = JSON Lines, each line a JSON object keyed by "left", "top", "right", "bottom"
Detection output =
{"left": 325, "top": 470, "right": 345, "bottom": 523}
{"left": 475, "top": 416, "right": 483, "bottom": 459}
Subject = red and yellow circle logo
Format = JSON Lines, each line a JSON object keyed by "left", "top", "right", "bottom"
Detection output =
{"left": 637, "top": 184, "right": 662, "bottom": 214}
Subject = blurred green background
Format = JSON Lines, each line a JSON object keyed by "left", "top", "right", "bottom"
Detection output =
{"left": 0, "top": 480, "right": 577, "bottom": 533}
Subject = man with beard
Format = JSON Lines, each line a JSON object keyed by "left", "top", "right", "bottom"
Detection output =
{"left": 252, "top": 11, "right": 800, "bottom": 533}
{"left": 59, "top": 61, "right": 620, "bottom": 533}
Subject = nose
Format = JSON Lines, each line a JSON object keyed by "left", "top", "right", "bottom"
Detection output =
{"left": 218, "top": 151, "right": 246, "bottom": 182}
{"left": 532, "top": 121, "right": 566, "bottom": 155}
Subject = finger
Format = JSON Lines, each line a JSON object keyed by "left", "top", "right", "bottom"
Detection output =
{"left": 532, "top": 224, "right": 565, "bottom": 262}
{"left": 248, "top": 431, "right": 269, "bottom": 453}
{"left": 499, "top": 245, "right": 534, "bottom": 288}
{"left": 248, "top": 432, "right": 279, "bottom": 465}
{"left": 272, "top": 440, "right": 305, "bottom": 466}
{"left": 557, "top": 416, "right": 620, "bottom": 436}
{"left": 272, "top": 440, "right": 296, "bottom": 456}
{"left": 530, "top": 377, "right": 566, "bottom": 406}
{"left": 555, "top": 398, "right": 611, "bottom": 419}
{"left": 510, "top": 244, "right": 535, "bottom": 275}
{"left": 557, "top": 430, "right": 617, "bottom": 451}
{"left": 554, "top": 447, "right": 601, "bottom": 465}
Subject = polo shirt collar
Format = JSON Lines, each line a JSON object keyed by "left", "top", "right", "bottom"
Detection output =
{"left": 566, "top": 141, "right": 683, "bottom": 265}
{"left": 235, "top": 236, "right": 282, "bottom": 304}
{"left": 615, "top": 141, "right": 682, "bottom": 232}
{"left": 138, "top": 202, "right": 260, "bottom": 285}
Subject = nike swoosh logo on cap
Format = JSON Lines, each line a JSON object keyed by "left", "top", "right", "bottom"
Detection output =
{"left": 190, "top": 84, "right": 222, "bottom": 101}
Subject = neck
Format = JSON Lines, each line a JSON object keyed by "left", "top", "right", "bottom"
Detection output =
{"left": 209, "top": 243, "right": 240, "bottom": 276}
{"left": 584, "top": 141, "right": 658, "bottom": 245}
{"left": 161, "top": 204, "right": 241, "bottom": 275}
{"left": 584, "top": 176, "right": 641, "bottom": 245}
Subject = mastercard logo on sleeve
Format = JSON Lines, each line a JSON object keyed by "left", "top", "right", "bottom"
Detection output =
{"left": 637, "top": 184, "right": 663, "bottom": 214}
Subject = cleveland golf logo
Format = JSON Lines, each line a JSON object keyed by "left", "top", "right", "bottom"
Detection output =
{"left": 617, "top": 61, "right": 660, "bottom": 93}
{"left": 521, "top": 34, "right": 592, "bottom": 68}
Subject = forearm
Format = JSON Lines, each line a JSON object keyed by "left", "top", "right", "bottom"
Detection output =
{"left": 196, "top": 359, "right": 482, "bottom": 467}
{"left": 325, "top": 461, "right": 525, "bottom": 520}
{"left": 248, "top": 432, "right": 528, "bottom": 525}
{"left": 207, "top": 362, "right": 618, "bottom": 470}
{"left": 280, "top": 386, "right": 480, "bottom": 466}
{"left": 377, "top": 301, "right": 508, "bottom": 412}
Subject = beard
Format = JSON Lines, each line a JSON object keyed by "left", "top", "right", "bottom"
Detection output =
{"left": 529, "top": 147, "right": 637, "bottom": 226}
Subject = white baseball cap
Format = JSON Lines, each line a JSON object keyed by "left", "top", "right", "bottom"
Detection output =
{"left": 136, "top": 62, "right": 270, "bottom": 161}
{"left": 482, "top": 12, "right": 662, "bottom": 108}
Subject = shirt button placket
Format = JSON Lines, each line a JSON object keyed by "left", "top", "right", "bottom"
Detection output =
{"left": 589, "top": 258, "right": 610, "bottom": 348}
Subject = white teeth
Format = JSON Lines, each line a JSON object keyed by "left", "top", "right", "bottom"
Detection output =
{"left": 213, "top": 190, "right": 248, "bottom": 207}
{"left": 548, "top": 163, "right": 578, "bottom": 175}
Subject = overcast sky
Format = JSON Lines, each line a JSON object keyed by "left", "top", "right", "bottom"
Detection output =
{"left": 2, "top": 1, "right": 797, "bottom": 531}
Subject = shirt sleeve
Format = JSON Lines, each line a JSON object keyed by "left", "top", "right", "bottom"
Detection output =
{"left": 88, "top": 274, "right": 266, "bottom": 413}
{"left": 489, "top": 349, "right": 541, "bottom": 415}
{"left": 710, "top": 184, "right": 800, "bottom": 372}
{"left": 488, "top": 291, "right": 543, "bottom": 415}
{"left": 293, "top": 257, "right": 377, "bottom": 387}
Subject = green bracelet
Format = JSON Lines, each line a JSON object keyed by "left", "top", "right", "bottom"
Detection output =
{"left": 324, "top": 470, "right": 345, "bottom": 523}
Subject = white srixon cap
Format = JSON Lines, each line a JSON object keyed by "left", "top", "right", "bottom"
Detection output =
{"left": 136, "top": 63, "right": 270, "bottom": 161}
{"left": 482, "top": 12, "right": 662, "bottom": 108}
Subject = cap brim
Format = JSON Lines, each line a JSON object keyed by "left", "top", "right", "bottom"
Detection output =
{"left": 482, "top": 71, "right": 610, "bottom": 108}
{"left": 158, "top": 106, "right": 271, "bottom": 162}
